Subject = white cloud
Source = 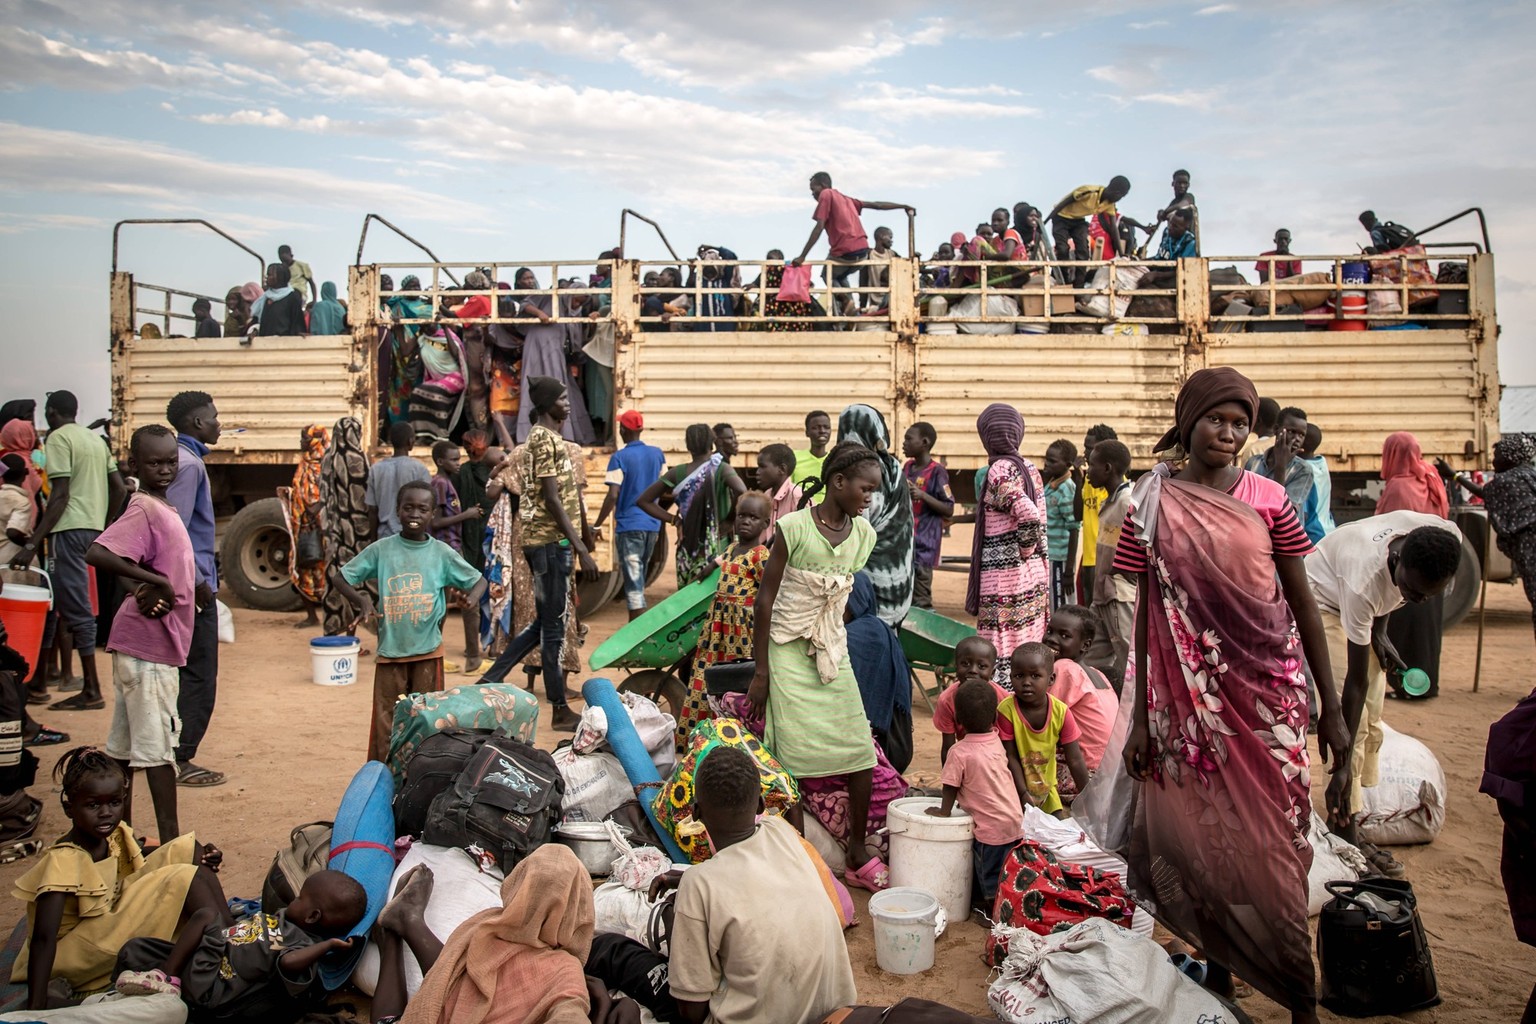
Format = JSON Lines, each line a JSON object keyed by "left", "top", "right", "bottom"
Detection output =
{"left": 0, "top": 212, "right": 103, "bottom": 235}
{"left": 842, "top": 83, "right": 1039, "bottom": 120}
{"left": 190, "top": 108, "right": 332, "bottom": 131}
{"left": 1129, "top": 20, "right": 1170, "bottom": 29}
{"left": 1196, "top": 4, "right": 1238, "bottom": 14}
{"left": 1130, "top": 90, "right": 1219, "bottom": 110}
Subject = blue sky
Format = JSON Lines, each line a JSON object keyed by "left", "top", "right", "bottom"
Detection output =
{"left": 2, "top": 0, "right": 1531, "bottom": 422}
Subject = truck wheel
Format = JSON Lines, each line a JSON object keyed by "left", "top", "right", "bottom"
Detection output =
{"left": 577, "top": 571, "right": 623, "bottom": 613}
{"left": 644, "top": 531, "right": 670, "bottom": 587}
{"left": 1441, "top": 534, "right": 1482, "bottom": 630}
{"left": 221, "top": 498, "right": 303, "bottom": 612}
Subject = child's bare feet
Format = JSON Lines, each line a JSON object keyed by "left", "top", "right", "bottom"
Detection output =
{"left": 378, "top": 864, "right": 435, "bottom": 934}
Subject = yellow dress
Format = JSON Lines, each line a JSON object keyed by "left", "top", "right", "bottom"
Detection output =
{"left": 11, "top": 822, "right": 201, "bottom": 993}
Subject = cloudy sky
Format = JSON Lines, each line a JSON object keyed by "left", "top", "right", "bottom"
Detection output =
{"left": 1, "top": 0, "right": 1530, "bottom": 421}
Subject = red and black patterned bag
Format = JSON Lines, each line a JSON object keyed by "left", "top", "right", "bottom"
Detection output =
{"left": 987, "top": 840, "right": 1137, "bottom": 966}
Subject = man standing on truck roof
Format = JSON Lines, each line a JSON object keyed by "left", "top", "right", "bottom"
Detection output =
{"left": 164, "top": 391, "right": 226, "bottom": 789}
{"left": 791, "top": 171, "right": 913, "bottom": 313}
{"left": 1048, "top": 175, "right": 1131, "bottom": 288}
{"left": 10, "top": 391, "right": 127, "bottom": 713}
{"left": 366, "top": 422, "right": 431, "bottom": 541}
{"left": 278, "top": 245, "right": 317, "bottom": 306}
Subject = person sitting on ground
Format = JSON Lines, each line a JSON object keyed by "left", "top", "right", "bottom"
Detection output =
{"left": 755, "top": 444, "right": 801, "bottom": 543}
{"left": 13, "top": 747, "right": 226, "bottom": 1008}
{"left": 1358, "top": 211, "right": 1417, "bottom": 254}
{"left": 1257, "top": 229, "right": 1302, "bottom": 282}
{"left": 1308, "top": 515, "right": 1462, "bottom": 879}
{"left": 1244, "top": 405, "right": 1327, "bottom": 543}
{"left": 996, "top": 642, "right": 1089, "bottom": 819}
{"left": 1041, "top": 605, "right": 1117, "bottom": 803}
{"left": 652, "top": 746, "right": 857, "bottom": 1024}
{"left": 85, "top": 424, "right": 196, "bottom": 844}
{"left": 112, "top": 869, "right": 365, "bottom": 1015}
{"left": 191, "top": 299, "right": 221, "bottom": 339}
{"left": 311, "top": 282, "right": 348, "bottom": 335}
{"left": 1048, "top": 176, "right": 1131, "bottom": 287}
{"left": 332, "top": 480, "right": 489, "bottom": 760}
{"left": 252, "top": 263, "right": 307, "bottom": 337}
{"left": 278, "top": 245, "right": 317, "bottom": 305}
{"left": 926, "top": 679, "right": 1024, "bottom": 910}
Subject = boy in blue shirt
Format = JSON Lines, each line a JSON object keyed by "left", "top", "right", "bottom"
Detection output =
{"left": 331, "top": 481, "right": 487, "bottom": 760}
{"left": 1041, "top": 440, "right": 1079, "bottom": 609}
{"left": 594, "top": 410, "right": 666, "bottom": 621}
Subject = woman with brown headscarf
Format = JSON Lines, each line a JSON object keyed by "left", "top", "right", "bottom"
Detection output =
{"left": 1085, "top": 366, "right": 1349, "bottom": 1024}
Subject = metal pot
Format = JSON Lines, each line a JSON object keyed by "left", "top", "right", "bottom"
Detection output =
{"left": 554, "top": 822, "right": 631, "bottom": 876}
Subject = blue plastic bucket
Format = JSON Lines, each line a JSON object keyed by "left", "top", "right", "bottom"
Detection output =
{"left": 1342, "top": 261, "right": 1370, "bottom": 285}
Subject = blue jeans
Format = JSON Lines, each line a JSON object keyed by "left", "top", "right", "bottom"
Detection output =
{"left": 481, "top": 542, "right": 573, "bottom": 707}
{"left": 50, "top": 529, "right": 100, "bottom": 653}
{"left": 615, "top": 531, "right": 657, "bottom": 611}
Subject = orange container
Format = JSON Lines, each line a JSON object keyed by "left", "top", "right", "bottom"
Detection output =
{"left": 0, "top": 569, "right": 52, "bottom": 675}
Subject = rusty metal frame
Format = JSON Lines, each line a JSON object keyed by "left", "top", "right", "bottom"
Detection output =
{"left": 111, "top": 219, "right": 265, "bottom": 275}
{"left": 355, "top": 213, "right": 461, "bottom": 287}
{"left": 618, "top": 209, "right": 682, "bottom": 262}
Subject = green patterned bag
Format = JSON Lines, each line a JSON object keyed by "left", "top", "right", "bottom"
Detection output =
{"left": 386, "top": 684, "right": 539, "bottom": 784}
{"left": 652, "top": 717, "right": 799, "bottom": 862}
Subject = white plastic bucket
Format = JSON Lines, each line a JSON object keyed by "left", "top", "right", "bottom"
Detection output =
{"left": 310, "top": 637, "right": 361, "bottom": 686}
{"left": 886, "top": 795, "right": 975, "bottom": 924}
{"left": 868, "top": 886, "right": 940, "bottom": 975}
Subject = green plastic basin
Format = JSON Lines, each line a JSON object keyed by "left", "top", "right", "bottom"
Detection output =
{"left": 588, "top": 568, "right": 722, "bottom": 671}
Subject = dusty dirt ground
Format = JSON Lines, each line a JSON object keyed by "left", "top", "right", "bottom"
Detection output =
{"left": 4, "top": 539, "right": 1532, "bottom": 1022}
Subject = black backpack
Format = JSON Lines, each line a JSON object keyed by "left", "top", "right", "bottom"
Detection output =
{"left": 423, "top": 735, "right": 563, "bottom": 875}
{"left": 393, "top": 728, "right": 496, "bottom": 838}
{"left": 1376, "top": 220, "right": 1417, "bottom": 251}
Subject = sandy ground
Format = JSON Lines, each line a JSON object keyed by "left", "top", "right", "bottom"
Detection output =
{"left": 3, "top": 542, "right": 1532, "bottom": 1023}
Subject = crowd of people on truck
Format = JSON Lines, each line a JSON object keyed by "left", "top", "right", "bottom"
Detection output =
{"left": 0, "top": 360, "right": 1532, "bottom": 1023}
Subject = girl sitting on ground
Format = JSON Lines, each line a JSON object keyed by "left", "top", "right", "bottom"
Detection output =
{"left": 676, "top": 492, "right": 773, "bottom": 750}
{"left": 12, "top": 747, "right": 228, "bottom": 1009}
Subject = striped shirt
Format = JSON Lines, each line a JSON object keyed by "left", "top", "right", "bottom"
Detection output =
{"left": 1112, "top": 470, "right": 1312, "bottom": 575}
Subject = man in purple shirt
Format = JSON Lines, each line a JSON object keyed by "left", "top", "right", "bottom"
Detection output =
{"left": 165, "top": 391, "right": 225, "bottom": 788}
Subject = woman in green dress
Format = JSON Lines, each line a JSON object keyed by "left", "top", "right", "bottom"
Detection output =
{"left": 748, "top": 442, "right": 889, "bottom": 891}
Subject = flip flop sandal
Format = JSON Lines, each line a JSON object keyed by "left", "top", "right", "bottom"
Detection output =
{"left": 843, "top": 856, "right": 891, "bottom": 892}
{"left": 50, "top": 694, "right": 105, "bottom": 711}
{"left": 115, "top": 969, "right": 181, "bottom": 997}
{"left": 0, "top": 839, "right": 44, "bottom": 865}
{"left": 24, "top": 727, "right": 70, "bottom": 746}
{"left": 1360, "top": 843, "right": 1408, "bottom": 879}
{"left": 26, "top": 690, "right": 51, "bottom": 705}
{"left": 443, "top": 660, "right": 463, "bottom": 673}
{"left": 177, "top": 764, "right": 228, "bottom": 787}
{"left": 1170, "top": 953, "right": 1207, "bottom": 985}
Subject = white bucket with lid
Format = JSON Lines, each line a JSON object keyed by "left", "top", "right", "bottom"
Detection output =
{"left": 886, "top": 795, "right": 975, "bottom": 924}
{"left": 868, "top": 886, "right": 942, "bottom": 975}
{"left": 310, "top": 636, "right": 361, "bottom": 686}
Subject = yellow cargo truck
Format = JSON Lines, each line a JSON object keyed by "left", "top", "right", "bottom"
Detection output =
{"left": 109, "top": 222, "right": 1500, "bottom": 622}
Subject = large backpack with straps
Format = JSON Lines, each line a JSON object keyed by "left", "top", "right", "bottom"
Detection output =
{"left": 261, "top": 820, "right": 334, "bottom": 913}
{"left": 394, "top": 728, "right": 496, "bottom": 838}
{"left": 423, "top": 734, "right": 564, "bottom": 875}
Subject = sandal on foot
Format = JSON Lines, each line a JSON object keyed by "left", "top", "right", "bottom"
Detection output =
{"left": 24, "top": 726, "right": 70, "bottom": 746}
{"left": 116, "top": 969, "right": 181, "bottom": 997}
{"left": 0, "top": 839, "right": 43, "bottom": 864}
{"left": 50, "top": 694, "right": 105, "bottom": 711}
{"left": 844, "top": 857, "right": 891, "bottom": 892}
{"left": 1358, "top": 842, "right": 1407, "bottom": 879}
{"left": 177, "top": 763, "right": 228, "bottom": 787}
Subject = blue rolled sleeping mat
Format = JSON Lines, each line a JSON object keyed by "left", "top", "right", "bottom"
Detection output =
{"left": 321, "top": 760, "right": 397, "bottom": 989}
{"left": 581, "top": 676, "right": 688, "bottom": 863}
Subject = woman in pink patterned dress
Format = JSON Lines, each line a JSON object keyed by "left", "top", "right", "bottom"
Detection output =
{"left": 966, "top": 403, "right": 1048, "bottom": 681}
{"left": 1109, "top": 367, "right": 1349, "bottom": 1024}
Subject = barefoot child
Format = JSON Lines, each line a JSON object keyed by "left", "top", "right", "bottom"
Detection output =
{"left": 749, "top": 442, "right": 888, "bottom": 889}
{"left": 932, "top": 636, "right": 1006, "bottom": 764}
{"left": 927, "top": 679, "right": 1024, "bottom": 909}
{"left": 1042, "top": 439, "right": 1079, "bottom": 610}
{"left": 113, "top": 869, "right": 366, "bottom": 1014}
{"left": 1042, "top": 605, "right": 1118, "bottom": 803}
{"left": 429, "top": 441, "right": 484, "bottom": 673}
{"left": 677, "top": 492, "right": 773, "bottom": 747}
{"left": 13, "top": 748, "right": 227, "bottom": 1008}
{"left": 84, "top": 424, "right": 195, "bottom": 843}
{"left": 997, "top": 643, "right": 1089, "bottom": 818}
{"left": 902, "top": 422, "right": 954, "bottom": 611}
{"left": 331, "top": 481, "right": 489, "bottom": 760}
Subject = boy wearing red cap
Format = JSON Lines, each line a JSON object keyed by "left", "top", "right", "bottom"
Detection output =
{"left": 595, "top": 410, "right": 667, "bottom": 620}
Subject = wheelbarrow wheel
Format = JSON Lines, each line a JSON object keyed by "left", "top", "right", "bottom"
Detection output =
{"left": 619, "top": 669, "right": 687, "bottom": 723}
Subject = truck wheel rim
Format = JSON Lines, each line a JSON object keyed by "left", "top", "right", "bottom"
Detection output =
{"left": 240, "top": 525, "right": 290, "bottom": 590}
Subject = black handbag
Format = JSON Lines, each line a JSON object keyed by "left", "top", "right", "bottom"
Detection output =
{"left": 1318, "top": 878, "right": 1440, "bottom": 1016}
{"left": 295, "top": 528, "right": 323, "bottom": 568}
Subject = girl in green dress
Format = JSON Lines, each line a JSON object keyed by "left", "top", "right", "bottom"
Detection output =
{"left": 748, "top": 443, "right": 890, "bottom": 890}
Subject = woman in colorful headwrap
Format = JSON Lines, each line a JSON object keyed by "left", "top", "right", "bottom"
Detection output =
{"left": 310, "top": 281, "right": 348, "bottom": 336}
{"left": 318, "top": 417, "right": 372, "bottom": 638}
{"left": 1376, "top": 431, "right": 1452, "bottom": 696}
{"left": 280, "top": 425, "right": 330, "bottom": 628}
{"left": 1082, "top": 366, "right": 1349, "bottom": 1024}
{"left": 966, "top": 403, "right": 1048, "bottom": 678}
{"left": 831, "top": 405, "right": 913, "bottom": 627}
{"left": 1457, "top": 433, "right": 1536, "bottom": 644}
{"left": 637, "top": 423, "right": 745, "bottom": 586}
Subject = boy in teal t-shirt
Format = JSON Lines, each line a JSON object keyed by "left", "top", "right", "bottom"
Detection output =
{"left": 1041, "top": 440, "right": 1079, "bottom": 611}
{"left": 332, "top": 480, "right": 487, "bottom": 760}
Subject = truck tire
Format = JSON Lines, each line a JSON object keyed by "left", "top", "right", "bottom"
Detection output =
{"left": 577, "top": 570, "right": 623, "bottom": 613}
{"left": 1440, "top": 534, "right": 1482, "bottom": 630}
{"left": 221, "top": 498, "right": 303, "bottom": 612}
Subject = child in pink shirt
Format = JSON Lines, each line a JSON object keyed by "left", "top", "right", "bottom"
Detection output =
{"left": 927, "top": 679, "right": 1024, "bottom": 909}
{"left": 932, "top": 636, "right": 1009, "bottom": 764}
{"left": 1042, "top": 605, "right": 1120, "bottom": 781}
{"left": 754, "top": 444, "right": 802, "bottom": 545}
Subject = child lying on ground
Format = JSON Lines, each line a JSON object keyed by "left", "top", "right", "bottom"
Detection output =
{"left": 932, "top": 636, "right": 1006, "bottom": 764}
{"left": 1041, "top": 605, "right": 1119, "bottom": 804}
{"left": 927, "top": 679, "right": 1024, "bottom": 910}
{"left": 996, "top": 643, "right": 1089, "bottom": 818}
{"left": 113, "top": 869, "right": 366, "bottom": 1015}
{"left": 13, "top": 747, "right": 226, "bottom": 1009}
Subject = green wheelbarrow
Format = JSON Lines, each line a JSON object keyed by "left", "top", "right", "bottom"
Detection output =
{"left": 899, "top": 606, "right": 977, "bottom": 713}
{"left": 588, "top": 567, "right": 721, "bottom": 721}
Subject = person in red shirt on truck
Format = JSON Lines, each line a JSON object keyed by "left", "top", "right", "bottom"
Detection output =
{"left": 792, "top": 171, "right": 912, "bottom": 315}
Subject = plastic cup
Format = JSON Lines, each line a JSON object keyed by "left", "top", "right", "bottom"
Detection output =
{"left": 1399, "top": 667, "right": 1431, "bottom": 697}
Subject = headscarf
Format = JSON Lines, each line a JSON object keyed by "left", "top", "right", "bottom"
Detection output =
{"left": 401, "top": 844, "right": 593, "bottom": 1024}
{"left": 1377, "top": 431, "right": 1447, "bottom": 518}
{"left": 310, "top": 281, "right": 347, "bottom": 336}
{"left": 846, "top": 572, "right": 912, "bottom": 733}
{"left": 969, "top": 402, "right": 1034, "bottom": 615}
{"left": 1497, "top": 434, "right": 1536, "bottom": 467}
{"left": 0, "top": 420, "right": 42, "bottom": 497}
{"left": 838, "top": 404, "right": 915, "bottom": 626}
{"left": 1156, "top": 366, "right": 1258, "bottom": 454}
{"left": 239, "top": 282, "right": 263, "bottom": 304}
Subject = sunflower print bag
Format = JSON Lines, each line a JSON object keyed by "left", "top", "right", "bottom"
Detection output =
{"left": 652, "top": 717, "right": 800, "bottom": 862}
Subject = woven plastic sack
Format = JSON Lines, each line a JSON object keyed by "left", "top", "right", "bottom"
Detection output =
{"left": 651, "top": 717, "right": 798, "bottom": 862}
